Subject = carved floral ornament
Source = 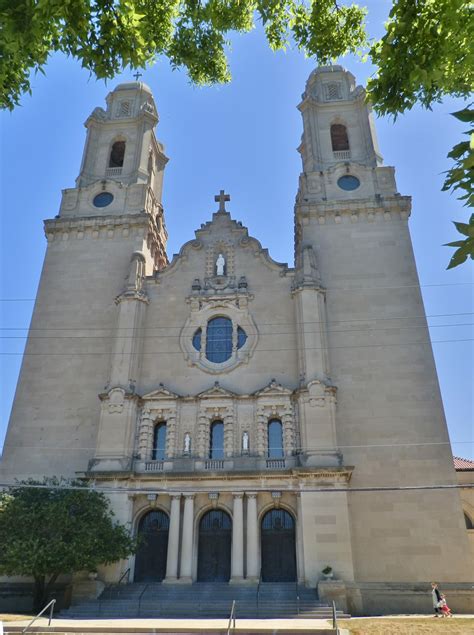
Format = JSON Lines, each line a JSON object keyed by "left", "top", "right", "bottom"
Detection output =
{"left": 180, "top": 296, "right": 258, "bottom": 374}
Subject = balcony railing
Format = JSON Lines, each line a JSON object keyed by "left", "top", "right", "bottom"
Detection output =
{"left": 205, "top": 459, "right": 225, "bottom": 470}
{"left": 333, "top": 150, "right": 351, "bottom": 160}
{"left": 105, "top": 166, "right": 123, "bottom": 177}
{"left": 266, "top": 459, "right": 286, "bottom": 469}
{"left": 144, "top": 461, "right": 164, "bottom": 472}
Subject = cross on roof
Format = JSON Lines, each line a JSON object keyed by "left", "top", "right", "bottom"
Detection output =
{"left": 214, "top": 190, "right": 230, "bottom": 213}
{"left": 133, "top": 71, "right": 143, "bottom": 81}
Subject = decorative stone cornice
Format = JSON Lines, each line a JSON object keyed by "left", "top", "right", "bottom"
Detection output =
{"left": 295, "top": 195, "right": 411, "bottom": 223}
{"left": 83, "top": 465, "right": 354, "bottom": 486}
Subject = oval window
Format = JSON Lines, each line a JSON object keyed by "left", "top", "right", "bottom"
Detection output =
{"left": 93, "top": 192, "right": 114, "bottom": 207}
{"left": 337, "top": 175, "right": 360, "bottom": 191}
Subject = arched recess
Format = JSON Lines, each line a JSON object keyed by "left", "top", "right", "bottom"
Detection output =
{"left": 109, "top": 138, "right": 126, "bottom": 167}
{"left": 261, "top": 508, "right": 296, "bottom": 582}
{"left": 134, "top": 509, "right": 170, "bottom": 582}
{"left": 464, "top": 511, "right": 474, "bottom": 530}
{"left": 197, "top": 509, "right": 232, "bottom": 582}
{"left": 330, "top": 123, "right": 349, "bottom": 151}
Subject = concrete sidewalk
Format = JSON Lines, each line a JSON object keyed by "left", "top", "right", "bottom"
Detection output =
{"left": 1, "top": 617, "right": 345, "bottom": 634}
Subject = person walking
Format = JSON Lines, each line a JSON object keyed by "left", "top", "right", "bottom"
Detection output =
{"left": 431, "top": 582, "right": 443, "bottom": 617}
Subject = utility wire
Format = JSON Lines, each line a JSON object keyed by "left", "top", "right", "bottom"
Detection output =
{"left": 1, "top": 338, "right": 473, "bottom": 355}
{"left": 1, "top": 322, "right": 473, "bottom": 340}
{"left": 0, "top": 311, "right": 474, "bottom": 332}
{"left": 0, "top": 280, "right": 472, "bottom": 301}
{"left": 1, "top": 312, "right": 473, "bottom": 330}
{"left": 1, "top": 441, "right": 472, "bottom": 452}
{"left": 0, "top": 481, "right": 473, "bottom": 494}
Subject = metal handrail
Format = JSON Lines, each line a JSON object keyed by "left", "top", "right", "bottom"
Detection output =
{"left": 226, "top": 600, "right": 236, "bottom": 635}
{"left": 22, "top": 598, "right": 56, "bottom": 633}
{"left": 295, "top": 579, "right": 300, "bottom": 615}
{"left": 332, "top": 600, "right": 338, "bottom": 633}
{"left": 118, "top": 567, "right": 130, "bottom": 585}
{"left": 137, "top": 584, "right": 148, "bottom": 617}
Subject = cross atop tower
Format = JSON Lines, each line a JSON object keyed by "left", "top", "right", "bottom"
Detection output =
{"left": 133, "top": 71, "right": 143, "bottom": 81}
{"left": 214, "top": 190, "right": 230, "bottom": 213}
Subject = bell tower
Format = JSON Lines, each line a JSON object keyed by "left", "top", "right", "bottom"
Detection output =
{"left": 59, "top": 81, "right": 168, "bottom": 272}
{"left": 0, "top": 81, "right": 169, "bottom": 479}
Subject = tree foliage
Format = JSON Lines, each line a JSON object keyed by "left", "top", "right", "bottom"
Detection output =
{"left": 0, "top": 0, "right": 367, "bottom": 110}
{"left": 0, "top": 478, "right": 135, "bottom": 610}
{"left": 367, "top": 0, "right": 473, "bottom": 116}
{"left": 0, "top": 0, "right": 472, "bottom": 267}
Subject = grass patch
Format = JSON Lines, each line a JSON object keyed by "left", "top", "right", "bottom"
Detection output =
{"left": 0, "top": 614, "right": 34, "bottom": 622}
{"left": 338, "top": 617, "right": 474, "bottom": 634}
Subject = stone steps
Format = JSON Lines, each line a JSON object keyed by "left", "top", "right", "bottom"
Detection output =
{"left": 61, "top": 582, "right": 349, "bottom": 620}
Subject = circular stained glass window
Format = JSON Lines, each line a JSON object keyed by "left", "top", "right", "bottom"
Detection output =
{"left": 337, "top": 175, "right": 360, "bottom": 191}
{"left": 93, "top": 192, "right": 114, "bottom": 207}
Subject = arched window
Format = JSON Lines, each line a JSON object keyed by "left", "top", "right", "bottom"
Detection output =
{"left": 152, "top": 422, "right": 167, "bottom": 460}
{"left": 330, "top": 124, "right": 349, "bottom": 151}
{"left": 210, "top": 420, "right": 224, "bottom": 459}
{"left": 268, "top": 419, "right": 284, "bottom": 458}
{"left": 465, "top": 512, "right": 474, "bottom": 530}
{"left": 109, "top": 140, "right": 126, "bottom": 167}
{"left": 206, "top": 317, "right": 233, "bottom": 363}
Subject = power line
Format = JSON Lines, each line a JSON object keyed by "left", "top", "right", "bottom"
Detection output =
{"left": 1, "top": 312, "right": 473, "bottom": 330}
{"left": 1, "top": 441, "right": 473, "bottom": 452}
{"left": 0, "top": 481, "right": 473, "bottom": 494}
{"left": 0, "top": 281, "right": 472, "bottom": 302}
{"left": 0, "top": 322, "right": 473, "bottom": 340}
{"left": 1, "top": 338, "right": 473, "bottom": 355}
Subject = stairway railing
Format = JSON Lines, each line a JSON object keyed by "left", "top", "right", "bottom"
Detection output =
{"left": 22, "top": 598, "right": 55, "bottom": 633}
{"left": 332, "top": 600, "right": 339, "bottom": 633}
{"left": 226, "top": 600, "right": 236, "bottom": 635}
{"left": 137, "top": 584, "right": 148, "bottom": 617}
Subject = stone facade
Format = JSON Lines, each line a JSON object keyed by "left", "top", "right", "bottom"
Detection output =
{"left": 1, "top": 67, "right": 473, "bottom": 615}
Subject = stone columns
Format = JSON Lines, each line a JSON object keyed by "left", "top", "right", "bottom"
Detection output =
{"left": 180, "top": 494, "right": 195, "bottom": 582}
{"left": 246, "top": 493, "right": 259, "bottom": 581}
{"left": 231, "top": 493, "right": 244, "bottom": 582}
{"left": 137, "top": 410, "right": 153, "bottom": 459}
{"left": 256, "top": 410, "right": 266, "bottom": 457}
{"left": 282, "top": 411, "right": 295, "bottom": 457}
{"left": 166, "top": 413, "right": 177, "bottom": 458}
{"left": 164, "top": 494, "right": 181, "bottom": 582}
{"left": 224, "top": 409, "right": 234, "bottom": 458}
{"left": 197, "top": 413, "right": 209, "bottom": 459}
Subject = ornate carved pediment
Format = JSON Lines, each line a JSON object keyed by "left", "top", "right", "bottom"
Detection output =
{"left": 197, "top": 382, "right": 238, "bottom": 400}
{"left": 253, "top": 379, "right": 294, "bottom": 398}
{"left": 142, "top": 384, "right": 181, "bottom": 401}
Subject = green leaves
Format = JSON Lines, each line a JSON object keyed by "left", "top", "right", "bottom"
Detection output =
{"left": 0, "top": 0, "right": 368, "bottom": 109}
{"left": 0, "top": 477, "right": 135, "bottom": 604}
{"left": 445, "top": 214, "right": 474, "bottom": 269}
{"left": 367, "top": 0, "right": 474, "bottom": 117}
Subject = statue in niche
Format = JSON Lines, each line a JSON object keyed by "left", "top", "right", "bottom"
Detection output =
{"left": 242, "top": 431, "right": 249, "bottom": 454}
{"left": 216, "top": 253, "right": 226, "bottom": 276}
{"left": 184, "top": 432, "right": 191, "bottom": 454}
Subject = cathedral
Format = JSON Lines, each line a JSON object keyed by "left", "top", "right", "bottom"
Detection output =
{"left": 1, "top": 66, "right": 472, "bottom": 614}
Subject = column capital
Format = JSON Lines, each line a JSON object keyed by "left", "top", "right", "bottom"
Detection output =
{"left": 232, "top": 492, "right": 244, "bottom": 499}
{"left": 170, "top": 493, "right": 182, "bottom": 501}
{"left": 184, "top": 492, "right": 195, "bottom": 500}
{"left": 246, "top": 492, "right": 258, "bottom": 499}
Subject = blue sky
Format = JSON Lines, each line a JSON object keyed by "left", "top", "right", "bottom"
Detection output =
{"left": 0, "top": 1, "right": 472, "bottom": 459}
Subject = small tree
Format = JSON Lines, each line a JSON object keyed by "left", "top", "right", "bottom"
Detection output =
{"left": 0, "top": 478, "right": 136, "bottom": 611}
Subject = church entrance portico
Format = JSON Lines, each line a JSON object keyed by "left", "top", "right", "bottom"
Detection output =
{"left": 134, "top": 509, "right": 170, "bottom": 582}
{"left": 197, "top": 509, "right": 232, "bottom": 582}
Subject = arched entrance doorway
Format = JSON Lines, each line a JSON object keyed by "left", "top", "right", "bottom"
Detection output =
{"left": 197, "top": 509, "right": 232, "bottom": 582}
{"left": 134, "top": 510, "right": 170, "bottom": 582}
{"left": 261, "top": 509, "right": 296, "bottom": 582}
